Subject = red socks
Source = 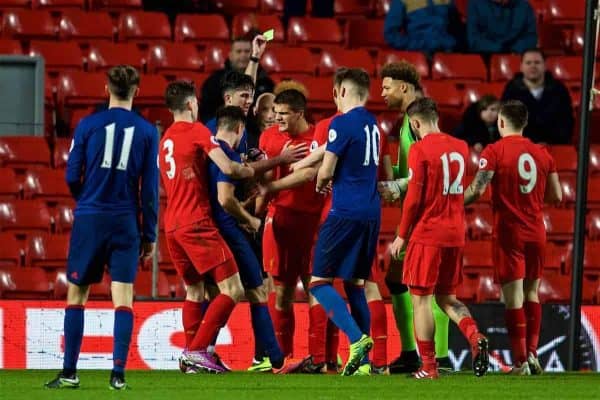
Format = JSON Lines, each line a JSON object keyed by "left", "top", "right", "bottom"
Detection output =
{"left": 458, "top": 316, "right": 480, "bottom": 344}
{"left": 182, "top": 300, "right": 205, "bottom": 349}
{"left": 505, "top": 308, "right": 527, "bottom": 365}
{"left": 271, "top": 306, "right": 295, "bottom": 357}
{"left": 368, "top": 300, "right": 387, "bottom": 368}
{"left": 309, "top": 304, "right": 328, "bottom": 364}
{"left": 189, "top": 294, "right": 235, "bottom": 351}
{"left": 416, "top": 338, "right": 436, "bottom": 369}
{"left": 524, "top": 301, "right": 541, "bottom": 357}
{"left": 325, "top": 319, "right": 339, "bottom": 364}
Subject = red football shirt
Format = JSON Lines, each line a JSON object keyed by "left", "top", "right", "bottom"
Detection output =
{"left": 159, "top": 121, "right": 220, "bottom": 232}
{"left": 479, "top": 135, "right": 556, "bottom": 242}
{"left": 398, "top": 133, "right": 468, "bottom": 247}
{"left": 260, "top": 125, "right": 324, "bottom": 214}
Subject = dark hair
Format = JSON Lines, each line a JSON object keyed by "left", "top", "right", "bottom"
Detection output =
{"left": 165, "top": 80, "right": 196, "bottom": 112}
{"left": 499, "top": 100, "right": 528, "bottom": 130}
{"left": 521, "top": 48, "right": 545, "bottom": 61}
{"left": 273, "top": 89, "right": 306, "bottom": 112}
{"left": 336, "top": 67, "right": 370, "bottom": 99}
{"left": 221, "top": 70, "right": 255, "bottom": 95}
{"left": 406, "top": 97, "right": 439, "bottom": 122}
{"left": 476, "top": 94, "right": 500, "bottom": 114}
{"left": 216, "top": 105, "right": 246, "bottom": 132}
{"left": 232, "top": 29, "right": 259, "bottom": 44}
{"left": 107, "top": 65, "right": 139, "bottom": 100}
{"left": 380, "top": 61, "right": 421, "bottom": 88}
{"left": 332, "top": 67, "right": 349, "bottom": 88}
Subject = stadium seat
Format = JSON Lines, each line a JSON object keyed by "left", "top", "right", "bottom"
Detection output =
{"left": 432, "top": 53, "right": 487, "bottom": 83}
{"left": 232, "top": 13, "right": 284, "bottom": 42}
{"left": 539, "top": 274, "right": 571, "bottom": 303}
{"left": 590, "top": 145, "right": 600, "bottom": 175}
{"left": 571, "top": 24, "right": 585, "bottom": 55}
{"left": 546, "top": 56, "right": 583, "bottom": 83}
{"left": 334, "top": 0, "right": 372, "bottom": 17}
{"left": 477, "top": 274, "right": 501, "bottom": 302}
{"left": 0, "top": 168, "right": 21, "bottom": 200}
{"left": 548, "top": 145, "right": 577, "bottom": 173}
{"left": 589, "top": 211, "right": 600, "bottom": 240}
{"left": 367, "top": 78, "right": 386, "bottom": 111}
{"left": 260, "top": 0, "right": 283, "bottom": 14}
{"left": 27, "top": 233, "right": 69, "bottom": 270}
{"left": 143, "top": 106, "right": 175, "bottom": 130}
{"left": 287, "top": 17, "right": 343, "bottom": 47}
{"left": 585, "top": 241, "right": 600, "bottom": 274}
{"left": 29, "top": 41, "right": 83, "bottom": 73}
{"left": 134, "top": 270, "right": 171, "bottom": 298}
{"left": 53, "top": 137, "right": 71, "bottom": 169}
{"left": 377, "top": 113, "right": 398, "bottom": 137}
{"left": 261, "top": 46, "right": 315, "bottom": 76}
{"left": 462, "top": 82, "right": 505, "bottom": 106}
{"left": 174, "top": 14, "right": 229, "bottom": 44}
{"left": 158, "top": 236, "right": 174, "bottom": 272}
{"left": 345, "top": 18, "right": 386, "bottom": 48}
{"left": 57, "top": 71, "right": 106, "bottom": 108}
{"left": 466, "top": 207, "right": 493, "bottom": 240}
{"left": 54, "top": 200, "right": 74, "bottom": 233}
{"left": 466, "top": 147, "right": 482, "bottom": 176}
{"left": 203, "top": 43, "right": 230, "bottom": 72}
{"left": 0, "top": 136, "right": 51, "bottom": 169}
{"left": 489, "top": 54, "right": 520, "bottom": 82}
{"left": 318, "top": 48, "right": 375, "bottom": 76}
{"left": 0, "top": 233, "right": 23, "bottom": 268}
{"left": 32, "top": 0, "right": 85, "bottom": 9}
{"left": 544, "top": 208, "right": 575, "bottom": 241}
{"left": 53, "top": 271, "right": 68, "bottom": 298}
{"left": 0, "top": 200, "right": 52, "bottom": 237}
{"left": 88, "top": 273, "right": 111, "bottom": 300}
{"left": 147, "top": 43, "right": 204, "bottom": 76}
{"left": 380, "top": 207, "right": 401, "bottom": 238}
{"left": 376, "top": 50, "right": 429, "bottom": 79}
{"left": 0, "top": 0, "right": 30, "bottom": 7}
{"left": 589, "top": 176, "right": 600, "bottom": 208}
{"left": 299, "top": 76, "right": 339, "bottom": 111}
{"left": 463, "top": 240, "right": 493, "bottom": 275}
{"left": 213, "top": 0, "right": 259, "bottom": 15}
{"left": 558, "top": 173, "right": 576, "bottom": 205}
{"left": 0, "top": 39, "right": 23, "bottom": 55}
{"left": 22, "top": 168, "right": 71, "bottom": 202}
{"left": 87, "top": 42, "right": 145, "bottom": 72}
{"left": 0, "top": 266, "right": 53, "bottom": 299}
{"left": 90, "top": 0, "right": 142, "bottom": 10}
{"left": 2, "top": 10, "right": 57, "bottom": 40}
{"left": 117, "top": 11, "right": 171, "bottom": 43}
{"left": 420, "top": 80, "right": 462, "bottom": 131}
{"left": 545, "top": 242, "right": 570, "bottom": 273}
{"left": 136, "top": 74, "right": 168, "bottom": 106}
{"left": 546, "top": 0, "right": 585, "bottom": 24}
{"left": 537, "top": 23, "right": 570, "bottom": 55}
{"left": 59, "top": 10, "right": 114, "bottom": 43}
{"left": 456, "top": 274, "right": 480, "bottom": 303}
{"left": 374, "top": 0, "right": 390, "bottom": 17}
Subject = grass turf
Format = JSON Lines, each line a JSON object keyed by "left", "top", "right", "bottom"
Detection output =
{"left": 2, "top": 370, "right": 599, "bottom": 400}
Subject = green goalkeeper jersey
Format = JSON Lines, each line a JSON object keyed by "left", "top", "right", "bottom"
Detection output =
{"left": 392, "top": 114, "right": 417, "bottom": 179}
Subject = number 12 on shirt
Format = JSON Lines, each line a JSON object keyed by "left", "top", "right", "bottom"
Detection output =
{"left": 440, "top": 152, "right": 465, "bottom": 195}
{"left": 363, "top": 124, "right": 380, "bottom": 166}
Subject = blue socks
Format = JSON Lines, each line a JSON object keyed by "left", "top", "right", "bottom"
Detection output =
{"left": 113, "top": 307, "right": 133, "bottom": 374}
{"left": 63, "top": 305, "right": 84, "bottom": 374}
{"left": 344, "top": 283, "right": 370, "bottom": 338}
{"left": 310, "top": 283, "right": 363, "bottom": 344}
{"left": 251, "top": 303, "right": 284, "bottom": 367}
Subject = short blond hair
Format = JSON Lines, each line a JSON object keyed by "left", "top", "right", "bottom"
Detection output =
{"left": 274, "top": 79, "right": 309, "bottom": 97}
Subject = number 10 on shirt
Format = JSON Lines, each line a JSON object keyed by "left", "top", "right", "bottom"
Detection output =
{"left": 363, "top": 124, "right": 380, "bottom": 166}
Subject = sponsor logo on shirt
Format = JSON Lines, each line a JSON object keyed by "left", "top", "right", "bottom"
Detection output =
{"left": 210, "top": 136, "right": 219, "bottom": 145}
{"left": 310, "top": 140, "right": 319, "bottom": 152}
{"left": 328, "top": 129, "right": 337, "bottom": 143}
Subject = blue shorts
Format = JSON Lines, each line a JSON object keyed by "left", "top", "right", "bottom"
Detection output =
{"left": 67, "top": 213, "right": 140, "bottom": 285}
{"left": 219, "top": 225, "right": 264, "bottom": 289}
{"left": 312, "top": 215, "right": 380, "bottom": 281}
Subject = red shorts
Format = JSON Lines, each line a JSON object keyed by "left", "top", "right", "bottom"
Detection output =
{"left": 403, "top": 242, "right": 463, "bottom": 296}
{"left": 494, "top": 238, "right": 544, "bottom": 284}
{"left": 263, "top": 207, "right": 321, "bottom": 286}
{"left": 166, "top": 220, "right": 237, "bottom": 285}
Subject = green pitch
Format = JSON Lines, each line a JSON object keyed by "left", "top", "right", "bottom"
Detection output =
{"left": 2, "top": 370, "right": 599, "bottom": 400}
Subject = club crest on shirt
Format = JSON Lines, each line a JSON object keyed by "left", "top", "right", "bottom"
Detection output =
{"left": 328, "top": 129, "right": 337, "bottom": 142}
{"left": 408, "top": 168, "right": 413, "bottom": 180}
{"left": 210, "top": 136, "right": 219, "bottom": 145}
{"left": 310, "top": 140, "right": 319, "bottom": 152}
{"left": 479, "top": 158, "right": 488, "bottom": 169}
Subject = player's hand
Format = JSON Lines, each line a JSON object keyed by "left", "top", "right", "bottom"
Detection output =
{"left": 378, "top": 181, "right": 396, "bottom": 202}
{"left": 256, "top": 182, "right": 270, "bottom": 196}
{"left": 318, "top": 182, "right": 332, "bottom": 195}
{"left": 242, "top": 216, "right": 262, "bottom": 233}
{"left": 390, "top": 236, "right": 406, "bottom": 260}
{"left": 252, "top": 34, "right": 267, "bottom": 59}
{"left": 140, "top": 241, "right": 156, "bottom": 261}
{"left": 280, "top": 141, "right": 308, "bottom": 164}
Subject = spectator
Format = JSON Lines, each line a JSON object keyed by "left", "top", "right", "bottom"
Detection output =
{"left": 200, "top": 32, "right": 274, "bottom": 123}
{"left": 467, "top": 0, "right": 537, "bottom": 55}
{"left": 502, "top": 49, "right": 574, "bottom": 144}
{"left": 383, "top": 0, "right": 464, "bottom": 54}
{"left": 454, "top": 95, "right": 501, "bottom": 152}
{"left": 246, "top": 92, "right": 276, "bottom": 147}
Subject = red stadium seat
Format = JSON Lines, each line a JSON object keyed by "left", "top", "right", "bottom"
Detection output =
{"left": 59, "top": 10, "right": 114, "bottom": 43}
{"left": 87, "top": 42, "right": 145, "bottom": 72}
{"left": 585, "top": 241, "right": 600, "bottom": 274}
{"left": 318, "top": 48, "right": 375, "bottom": 76}
{"left": 29, "top": 41, "right": 83, "bottom": 73}
{"left": 589, "top": 176, "right": 600, "bottom": 208}
{"left": 90, "top": 0, "right": 142, "bottom": 10}
{"left": 260, "top": 0, "right": 283, "bottom": 13}
{"left": 345, "top": 18, "right": 385, "bottom": 48}
{"left": 260, "top": 46, "right": 315, "bottom": 76}
{"left": 134, "top": 270, "right": 171, "bottom": 298}
{"left": 0, "top": 233, "right": 23, "bottom": 268}
{"left": 299, "top": 76, "right": 339, "bottom": 111}
{"left": 466, "top": 207, "right": 493, "bottom": 240}
{"left": 588, "top": 211, "right": 600, "bottom": 240}
{"left": 0, "top": 39, "right": 23, "bottom": 54}
{"left": 0, "top": 168, "right": 21, "bottom": 200}
{"left": 0, "top": 266, "right": 53, "bottom": 299}
{"left": 232, "top": 13, "right": 284, "bottom": 42}
{"left": 117, "top": 11, "right": 171, "bottom": 43}
{"left": 147, "top": 43, "right": 203, "bottom": 76}
{"left": 0, "top": 0, "right": 30, "bottom": 7}
{"left": 432, "top": 53, "right": 487, "bottom": 83}
{"left": 203, "top": 43, "right": 230, "bottom": 72}
{"left": 287, "top": 17, "right": 343, "bottom": 47}
{"left": 489, "top": 54, "right": 520, "bottom": 82}
{"left": 462, "top": 83, "right": 505, "bottom": 106}
{"left": 2, "top": 10, "right": 57, "bottom": 40}
{"left": 367, "top": 77, "right": 386, "bottom": 111}
{"left": 376, "top": 50, "right": 429, "bottom": 79}
{"left": 0, "top": 136, "right": 51, "bottom": 169}
{"left": 374, "top": 0, "right": 390, "bottom": 17}
{"left": 158, "top": 236, "right": 174, "bottom": 272}
{"left": 53, "top": 271, "right": 68, "bottom": 298}
{"left": 380, "top": 207, "right": 401, "bottom": 238}
{"left": 420, "top": 80, "right": 462, "bottom": 131}
{"left": 214, "top": 0, "right": 259, "bottom": 15}
{"left": 67, "top": 107, "right": 95, "bottom": 135}
{"left": 590, "top": 145, "right": 600, "bottom": 175}
{"left": 53, "top": 138, "right": 71, "bottom": 169}
{"left": 57, "top": 71, "right": 106, "bottom": 108}
{"left": 558, "top": 173, "right": 576, "bottom": 205}
{"left": 0, "top": 200, "right": 52, "bottom": 236}
{"left": 463, "top": 240, "right": 493, "bottom": 275}
{"left": 54, "top": 200, "right": 74, "bottom": 233}
{"left": 548, "top": 145, "right": 577, "bottom": 173}
{"left": 539, "top": 274, "right": 571, "bottom": 304}
{"left": 27, "top": 233, "right": 69, "bottom": 270}
{"left": 377, "top": 113, "right": 398, "bottom": 137}
{"left": 174, "top": 14, "right": 229, "bottom": 44}
{"left": 136, "top": 74, "right": 168, "bottom": 106}
{"left": 546, "top": 0, "right": 585, "bottom": 24}
{"left": 571, "top": 24, "right": 585, "bottom": 55}
{"left": 545, "top": 242, "right": 570, "bottom": 273}
{"left": 22, "top": 168, "right": 70, "bottom": 202}
{"left": 537, "top": 23, "right": 570, "bottom": 55}
{"left": 546, "top": 56, "right": 583, "bottom": 83}
{"left": 477, "top": 274, "right": 501, "bottom": 302}
{"left": 456, "top": 273, "right": 480, "bottom": 302}
{"left": 88, "top": 273, "right": 112, "bottom": 299}
{"left": 334, "top": 0, "right": 371, "bottom": 17}
{"left": 543, "top": 208, "right": 574, "bottom": 241}
{"left": 32, "top": 0, "right": 85, "bottom": 9}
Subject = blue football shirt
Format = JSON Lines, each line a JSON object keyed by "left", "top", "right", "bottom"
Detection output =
{"left": 326, "top": 107, "right": 381, "bottom": 220}
{"left": 66, "top": 107, "right": 159, "bottom": 242}
{"left": 207, "top": 139, "right": 242, "bottom": 231}
{"left": 205, "top": 117, "right": 248, "bottom": 155}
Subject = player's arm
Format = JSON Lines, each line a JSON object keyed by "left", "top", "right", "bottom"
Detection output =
{"left": 464, "top": 170, "right": 495, "bottom": 206}
{"left": 545, "top": 172, "right": 563, "bottom": 205}
{"left": 65, "top": 121, "right": 87, "bottom": 198}
{"left": 291, "top": 144, "right": 325, "bottom": 171}
{"left": 316, "top": 151, "right": 337, "bottom": 193}
{"left": 208, "top": 147, "right": 254, "bottom": 179}
{"left": 218, "top": 182, "right": 261, "bottom": 232}
{"left": 378, "top": 178, "right": 409, "bottom": 202}
{"left": 260, "top": 166, "right": 319, "bottom": 195}
{"left": 244, "top": 35, "right": 267, "bottom": 86}
{"left": 140, "top": 128, "right": 160, "bottom": 251}
{"left": 249, "top": 141, "right": 308, "bottom": 175}
{"left": 255, "top": 169, "right": 274, "bottom": 216}
{"left": 382, "top": 154, "right": 394, "bottom": 181}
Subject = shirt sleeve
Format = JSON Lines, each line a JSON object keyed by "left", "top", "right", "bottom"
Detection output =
{"left": 193, "top": 124, "right": 220, "bottom": 154}
{"left": 312, "top": 119, "right": 329, "bottom": 150}
{"left": 65, "top": 119, "right": 87, "bottom": 198}
{"left": 397, "top": 145, "right": 425, "bottom": 239}
{"left": 325, "top": 118, "right": 351, "bottom": 157}
{"left": 141, "top": 126, "right": 159, "bottom": 243}
{"left": 478, "top": 144, "right": 497, "bottom": 172}
{"left": 259, "top": 131, "right": 277, "bottom": 159}
{"left": 543, "top": 147, "right": 557, "bottom": 173}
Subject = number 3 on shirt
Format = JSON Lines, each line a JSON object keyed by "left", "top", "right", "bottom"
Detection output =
{"left": 162, "top": 139, "right": 176, "bottom": 179}
{"left": 440, "top": 152, "right": 465, "bottom": 195}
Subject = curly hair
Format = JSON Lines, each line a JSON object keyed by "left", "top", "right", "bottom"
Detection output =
{"left": 274, "top": 79, "right": 309, "bottom": 97}
{"left": 380, "top": 61, "right": 421, "bottom": 88}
